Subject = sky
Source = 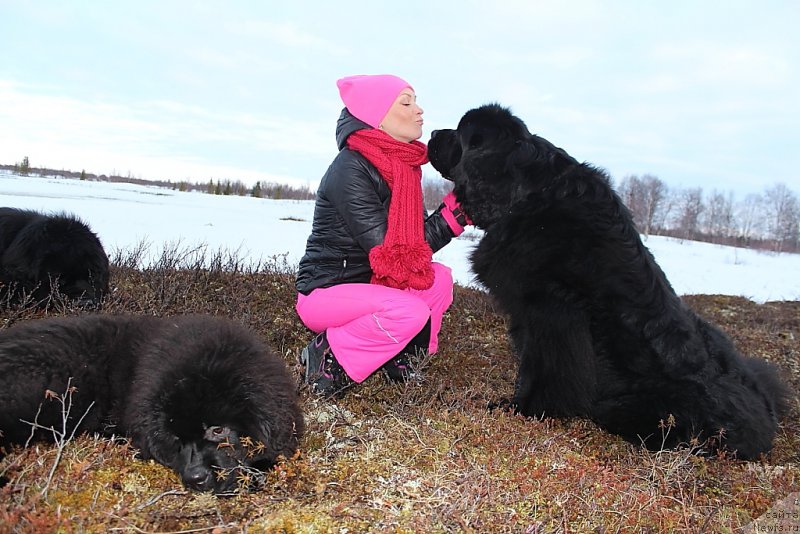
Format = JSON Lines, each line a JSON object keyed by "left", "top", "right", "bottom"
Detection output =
{"left": 2, "top": 171, "right": 799, "bottom": 302}
{"left": 1, "top": 1, "right": 799, "bottom": 198}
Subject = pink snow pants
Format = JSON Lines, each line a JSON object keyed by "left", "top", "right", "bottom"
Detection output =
{"left": 295, "top": 262, "right": 454, "bottom": 383}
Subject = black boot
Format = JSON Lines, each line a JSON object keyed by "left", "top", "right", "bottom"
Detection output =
{"left": 299, "top": 331, "right": 352, "bottom": 396}
{"left": 383, "top": 318, "right": 431, "bottom": 383}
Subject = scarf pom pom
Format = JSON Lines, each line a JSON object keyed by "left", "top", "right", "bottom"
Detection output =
{"left": 369, "top": 241, "right": 434, "bottom": 290}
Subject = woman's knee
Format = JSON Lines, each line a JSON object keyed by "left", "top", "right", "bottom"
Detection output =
{"left": 430, "top": 263, "right": 454, "bottom": 306}
{"left": 432, "top": 262, "right": 454, "bottom": 286}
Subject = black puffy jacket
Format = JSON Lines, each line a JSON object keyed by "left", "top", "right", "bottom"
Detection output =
{"left": 295, "top": 109, "right": 456, "bottom": 295}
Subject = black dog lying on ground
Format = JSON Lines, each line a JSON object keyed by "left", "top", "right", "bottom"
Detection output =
{"left": 0, "top": 207, "right": 109, "bottom": 307}
{"left": 0, "top": 314, "right": 304, "bottom": 494}
{"left": 428, "top": 103, "right": 790, "bottom": 459}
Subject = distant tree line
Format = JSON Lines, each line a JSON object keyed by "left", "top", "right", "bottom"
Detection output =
{"left": 426, "top": 172, "right": 800, "bottom": 253}
{"left": 617, "top": 174, "right": 799, "bottom": 253}
{"left": 3, "top": 159, "right": 797, "bottom": 253}
{"left": 3, "top": 159, "right": 444, "bottom": 205}
{"left": 0, "top": 161, "right": 315, "bottom": 201}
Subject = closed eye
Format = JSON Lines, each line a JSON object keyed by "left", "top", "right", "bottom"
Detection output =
{"left": 468, "top": 133, "right": 484, "bottom": 149}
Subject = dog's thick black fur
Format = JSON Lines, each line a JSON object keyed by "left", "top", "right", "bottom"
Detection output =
{"left": 0, "top": 207, "right": 109, "bottom": 307}
{"left": 0, "top": 314, "right": 304, "bottom": 493}
{"left": 428, "top": 104, "right": 790, "bottom": 459}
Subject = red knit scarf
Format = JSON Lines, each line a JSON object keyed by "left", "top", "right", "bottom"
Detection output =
{"left": 347, "top": 129, "right": 434, "bottom": 290}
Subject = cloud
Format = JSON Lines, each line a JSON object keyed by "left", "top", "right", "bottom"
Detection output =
{"left": 0, "top": 80, "right": 331, "bottom": 185}
{"left": 645, "top": 42, "right": 791, "bottom": 92}
{"left": 232, "top": 19, "right": 348, "bottom": 55}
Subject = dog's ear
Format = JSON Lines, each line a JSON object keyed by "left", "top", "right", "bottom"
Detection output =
{"left": 511, "top": 136, "right": 576, "bottom": 174}
{"left": 248, "top": 402, "right": 302, "bottom": 462}
{"left": 506, "top": 140, "right": 540, "bottom": 170}
{"left": 549, "top": 146, "right": 577, "bottom": 174}
{"left": 506, "top": 138, "right": 577, "bottom": 184}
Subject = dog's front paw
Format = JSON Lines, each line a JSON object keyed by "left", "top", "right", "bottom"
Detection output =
{"left": 487, "top": 398, "right": 519, "bottom": 413}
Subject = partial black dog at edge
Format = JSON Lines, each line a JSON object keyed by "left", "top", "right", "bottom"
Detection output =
{"left": 0, "top": 314, "right": 304, "bottom": 494}
{"left": 428, "top": 103, "right": 790, "bottom": 460}
{"left": 0, "top": 207, "right": 109, "bottom": 307}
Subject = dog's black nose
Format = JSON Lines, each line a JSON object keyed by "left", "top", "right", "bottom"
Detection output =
{"left": 431, "top": 129, "right": 441, "bottom": 139}
{"left": 182, "top": 466, "right": 214, "bottom": 492}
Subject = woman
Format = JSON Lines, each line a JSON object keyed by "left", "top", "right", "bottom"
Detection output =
{"left": 295, "top": 74, "right": 470, "bottom": 396}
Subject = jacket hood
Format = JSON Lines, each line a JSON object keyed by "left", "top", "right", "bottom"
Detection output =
{"left": 335, "top": 108, "right": 372, "bottom": 150}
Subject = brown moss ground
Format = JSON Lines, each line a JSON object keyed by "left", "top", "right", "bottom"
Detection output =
{"left": 1, "top": 249, "right": 798, "bottom": 533}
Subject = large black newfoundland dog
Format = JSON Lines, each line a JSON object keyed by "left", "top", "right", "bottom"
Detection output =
{"left": 0, "top": 207, "right": 109, "bottom": 307}
{"left": 428, "top": 104, "right": 789, "bottom": 459}
{"left": 0, "top": 314, "right": 304, "bottom": 494}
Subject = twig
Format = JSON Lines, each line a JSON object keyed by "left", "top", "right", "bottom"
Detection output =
{"left": 107, "top": 515, "right": 238, "bottom": 533}
{"left": 19, "top": 377, "right": 96, "bottom": 498}
{"left": 135, "top": 489, "right": 188, "bottom": 511}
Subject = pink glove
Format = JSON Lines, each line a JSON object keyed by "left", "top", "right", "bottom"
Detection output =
{"left": 439, "top": 190, "right": 472, "bottom": 237}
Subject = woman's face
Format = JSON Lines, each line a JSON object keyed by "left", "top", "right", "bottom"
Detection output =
{"left": 380, "top": 89, "right": 424, "bottom": 143}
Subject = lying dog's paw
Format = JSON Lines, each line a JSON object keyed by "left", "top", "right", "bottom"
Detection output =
{"left": 487, "top": 398, "right": 518, "bottom": 413}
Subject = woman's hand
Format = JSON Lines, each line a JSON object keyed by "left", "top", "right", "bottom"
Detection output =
{"left": 439, "top": 190, "right": 472, "bottom": 236}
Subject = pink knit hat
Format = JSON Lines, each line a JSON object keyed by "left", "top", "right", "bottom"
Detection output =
{"left": 336, "top": 74, "right": 413, "bottom": 128}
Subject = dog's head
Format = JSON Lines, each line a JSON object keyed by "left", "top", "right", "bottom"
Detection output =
{"left": 132, "top": 326, "right": 305, "bottom": 495}
{"left": 155, "top": 379, "right": 302, "bottom": 495}
{"left": 428, "top": 103, "right": 576, "bottom": 228}
{"left": 144, "top": 409, "right": 296, "bottom": 495}
{"left": 168, "top": 422, "right": 283, "bottom": 495}
{"left": 3, "top": 213, "right": 109, "bottom": 307}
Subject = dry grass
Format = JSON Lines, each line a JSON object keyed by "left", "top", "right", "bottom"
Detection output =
{"left": 0, "top": 245, "right": 798, "bottom": 533}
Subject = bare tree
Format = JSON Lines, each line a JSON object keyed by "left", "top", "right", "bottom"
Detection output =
{"left": 652, "top": 191, "right": 676, "bottom": 234}
{"left": 673, "top": 187, "right": 704, "bottom": 240}
{"left": 641, "top": 174, "right": 667, "bottom": 235}
{"left": 703, "top": 189, "right": 735, "bottom": 243}
{"left": 618, "top": 174, "right": 667, "bottom": 235}
{"left": 618, "top": 175, "right": 643, "bottom": 228}
{"left": 763, "top": 183, "right": 800, "bottom": 252}
{"left": 423, "top": 173, "right": 453, "bottom": 211}
{"left": 735, "top": 193, "right": 764, "bottom": 246}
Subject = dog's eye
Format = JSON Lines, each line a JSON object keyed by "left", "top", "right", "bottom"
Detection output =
{"left": 468, "top": 133, "right": 484, "bottom": 149}
{"left": 205, "top": 425, "right": 232, "bottom": 442}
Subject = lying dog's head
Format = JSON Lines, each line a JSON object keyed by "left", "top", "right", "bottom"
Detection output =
{"left": 128, "top": 319, "right": 305, "bottom": 495}
{"left": 428, "top": 103, "right": 576, "bottom": 228}
{"left": 168, "top": 421, "right": 282, "bottom": 494}
{"left": 138, "top": 395, "right": 298, "bottom": 495}
{"left": 151, "top": 372, "right": 302, "bottom": 495}
{"left": 1, "top": 211, "right": 109, "bottom": 307}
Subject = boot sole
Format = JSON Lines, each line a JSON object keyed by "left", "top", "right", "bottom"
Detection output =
{"left": 300, "top": 342, "right": 351, "bottom": 397}
{"left": 300, "top": 346, "right": 334, "bottom": 394}
{"left": 299, "top": 346, "right": 312, "bottom": 383}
